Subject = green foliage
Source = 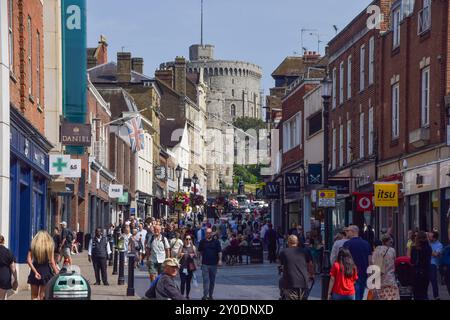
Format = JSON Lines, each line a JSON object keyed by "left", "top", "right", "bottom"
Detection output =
{"left": 233, "top": 117, "right": 266, "bottom": 133}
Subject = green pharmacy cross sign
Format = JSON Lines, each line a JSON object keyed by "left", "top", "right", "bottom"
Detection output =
{"left": 62, "top": 0, "right": 87, "bottom": 155}
{"left": 53, "top": 158, "right": 68, "bottom": 173}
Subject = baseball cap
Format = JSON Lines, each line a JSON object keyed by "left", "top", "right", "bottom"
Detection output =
{"left": 163, "top": 258, "right": 180, "bottom": 268}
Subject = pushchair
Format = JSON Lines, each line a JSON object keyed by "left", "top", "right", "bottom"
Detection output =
{"left": 395, "top": 256, "right": 415, "bottom": 300}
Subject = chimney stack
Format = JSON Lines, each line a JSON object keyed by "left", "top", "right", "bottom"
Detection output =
{"left": 117, "top": 52, "right": 131, "bottom": 83}
{"left": 174, "top": 56, "right": 187, "bottom": 96}
{"left": 132, "top": 58, "right": 144, "bottom": 74}
{"left": 96, "top": 35, "right": 108, "bottom": 65}
{"left": 155, "top": 68, "right": 174, "bottom": 88}
{"left": 87, "top": 56, "right": 98, "bottom": 70}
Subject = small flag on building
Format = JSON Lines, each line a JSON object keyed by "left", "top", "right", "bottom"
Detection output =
{"left": 126, "top": 116, "right": 145, "bottom": 153}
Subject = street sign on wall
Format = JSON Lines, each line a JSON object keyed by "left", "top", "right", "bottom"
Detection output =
{"left": 317, "top": 189, "right": 337, "bottom": 208}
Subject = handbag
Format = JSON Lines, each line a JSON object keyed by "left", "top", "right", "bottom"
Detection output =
{"left": 188, "top": 259, "right": 197, "bottom": 272}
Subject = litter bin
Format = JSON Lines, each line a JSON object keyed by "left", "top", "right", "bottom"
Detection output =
{"left": 77, "top": 232, "right": 84, "bottom": 253}
{"left": 84, "top": 234, "right": 91, "bottom": 251}
{"left": 45, "top": 269, "right": 91, "bottom": 300}
{"left": 250, "top": 240, "right": 264, "bottom": 264}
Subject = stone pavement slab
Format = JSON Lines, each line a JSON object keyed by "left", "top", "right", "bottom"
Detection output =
{"left": 8, "top": 251, "right": 139, "bottom": 300}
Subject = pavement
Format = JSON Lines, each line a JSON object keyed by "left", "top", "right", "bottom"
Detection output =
{"left": 8, "top": 251, "right": 139, "bottom": 300}
{"left": 133, "top": 254, "right": 322, "bottom": 300}
{"left": 7, "top": 250, "right": 449, "bottom": 300}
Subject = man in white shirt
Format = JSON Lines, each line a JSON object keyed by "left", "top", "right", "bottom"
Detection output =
{"left": 136, "top": 223, "right": 147, "bottom": 267}
{"left": 147, "top": 225, "right": 170, "bottom": 282}
{"left": 330, "top": 229, "right": 349, "bottom": 265}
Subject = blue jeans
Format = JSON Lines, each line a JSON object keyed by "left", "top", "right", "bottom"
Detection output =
{"left": 332, "top": 293, "right": 355, "bottom": 301}
{"left": 354, "top": 278, "right": 366, "bottom": 301}
{"left": 201, "top": 265, "right": 218, "bottom": 298}
{"left": 430, "top": 264, "right": 439, "bottom": 298}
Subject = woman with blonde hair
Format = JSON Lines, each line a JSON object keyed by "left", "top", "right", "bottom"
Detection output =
{"left": 27, "top": 231, "right": 59, "bottom": 300}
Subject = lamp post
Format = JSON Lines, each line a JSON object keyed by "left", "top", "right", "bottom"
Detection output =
{"left": 320, "top": 75, "right": 333, "bottom": 301}
{"left": 175, "top": 165, "right": 183, "bottom": 228}
{"left": 192, "top": 173, "right": 199, "bottom": 227}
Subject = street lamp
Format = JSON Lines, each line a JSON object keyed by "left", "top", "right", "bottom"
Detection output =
{"left": 175, "top": 165, "right": 183, "bottom": 229}
{"left": 175, "top": 165, "right": 182, "bottom": 192}
{"left": 192, "top": 173, "right": 199, "bottom": 226}
{"left": 320, "top": 75, "right": 333, "bottom": 301}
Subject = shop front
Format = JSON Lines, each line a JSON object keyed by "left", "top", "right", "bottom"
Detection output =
{"left": 438, "top": 160, "right": 450, "bottom": 245}
{"left": 404, "top": 164, "right": 439, "bottom": 233}
{"left": 9, "top": 108, "right": 52, "bottom": 263}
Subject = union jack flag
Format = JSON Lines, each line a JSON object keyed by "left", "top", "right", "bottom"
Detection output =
{"left": 125, "top": 116, "right": 145, "bottom": 153}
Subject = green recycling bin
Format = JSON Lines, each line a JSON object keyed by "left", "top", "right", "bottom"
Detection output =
{"left": 45, "top": 269, "right": 91, "bottom": 300}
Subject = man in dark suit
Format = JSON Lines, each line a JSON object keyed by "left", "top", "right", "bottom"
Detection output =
{"left": 88, "top": 228, "right": 112, "bottom": 285}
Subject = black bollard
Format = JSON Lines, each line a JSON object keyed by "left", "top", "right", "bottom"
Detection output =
{"left": 127, "top": 254, "right": 135, "bottom": 296}
{"left": 118, "top": 251, "right": 125, "bottom": 285}
{"left": 108, "top": 243, "right": 114, "bottom": 267}
{"left": 112, "top": 248, "right": 119, "bottom": 275}
{"left": 321, "top": 250, "right": 331, "bottom": 300}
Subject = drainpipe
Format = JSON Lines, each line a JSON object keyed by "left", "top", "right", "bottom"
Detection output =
{"left": 0, "top": 0, "right": 11, "bottom": 243}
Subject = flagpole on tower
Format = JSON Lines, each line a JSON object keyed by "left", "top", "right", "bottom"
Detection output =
{"left": 201, "top": 0, "right": 204, "bottom": 46}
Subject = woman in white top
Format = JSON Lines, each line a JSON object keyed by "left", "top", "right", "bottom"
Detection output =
{"left": 169, "top": 232, "right": 184, "bottom": 259}
{"left": 372, "top": 234, "right": 400, "bottom": 300}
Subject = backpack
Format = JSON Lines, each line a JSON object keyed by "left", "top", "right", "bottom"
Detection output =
{"left": 442, "top": 245, "right": 450, "bottom": 266}
{"left": 147, "top": 234, "right": 167, "bottom": 249}
{"left": 144, "top": 274, "right": 162, "bottom": 299}
{"left": 65, "top": 230, "right": 74, "bottom": 244}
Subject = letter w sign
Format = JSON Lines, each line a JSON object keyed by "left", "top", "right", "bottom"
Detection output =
{"left": 285, "top": 173, "right": 301, "bottom": 193}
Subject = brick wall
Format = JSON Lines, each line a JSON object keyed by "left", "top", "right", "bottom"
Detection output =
{"left": 9, "top": 0, "right": 45, "bottom": 132}
{"left": 379, "top": 0, "right": 449, "bottom": 162}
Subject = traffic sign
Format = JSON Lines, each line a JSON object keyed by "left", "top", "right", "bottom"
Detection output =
{"left": 317, "top": 189, "right": 336, "bottom": 208}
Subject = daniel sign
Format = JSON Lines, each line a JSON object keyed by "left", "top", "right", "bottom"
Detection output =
{"left": 109, "top": 185, "right": 123, "bottom": 198}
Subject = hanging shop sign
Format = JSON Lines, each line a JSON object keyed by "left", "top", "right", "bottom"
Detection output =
{"left": 64, "top": 159, "right": 82, "bottom": 178}
{"left": 355, "top": 192, "right": 374, "bottom": 212}
{"left": 61, "top": 123, "right": 91, "bottom": 147}
{"left": 49, "top": 155, "right": 71, "bottom": 176}
{"left": 109, "top": 185, "right": 123, "bottom": 198}
{"left": 329, "top": 180, "right": 350, "bottom": 195}
{"left": 265, "top": 182, "right": 280, "bottom": 199}
{"left": 62, "top": 0, "right": 87, "bottom": 154}
{"left": 118, "top": 192, "right": 129, "bottom": 204}
{"left": 285, "top": 173, "right": 302, "bottom": 193}
{"left": 374, "top": 183, "right": 399, "bottom": 207}
{"left": 308, "top": 164, "right": 322, "bottom": 185}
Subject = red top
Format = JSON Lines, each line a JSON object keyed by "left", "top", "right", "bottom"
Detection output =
{"left": 330, "top": 262, "right": 358, "bottom": 296}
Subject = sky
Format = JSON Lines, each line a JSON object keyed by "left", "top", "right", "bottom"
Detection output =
{"left": 87, "top": 0, "right": 373, "bottom": 94}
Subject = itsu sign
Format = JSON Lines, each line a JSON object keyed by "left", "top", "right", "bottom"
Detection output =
{"left": 109, "top": 185, "right": 123, "bottom": 198}
{"left": 355, "top": 193, "right": 374, "bottom": 212}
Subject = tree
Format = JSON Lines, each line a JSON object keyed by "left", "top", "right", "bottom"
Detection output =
{"left": 233, "top": 117, "right": 266, "bottom": 133}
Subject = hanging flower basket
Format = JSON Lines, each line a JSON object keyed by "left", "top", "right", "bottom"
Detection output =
{"left": 172, "top": 192, "right": 190, "bottom": 210}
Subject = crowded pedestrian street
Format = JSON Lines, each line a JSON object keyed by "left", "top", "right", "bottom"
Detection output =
{"left": 2, "top": 0, "right": 450, "bottom": 309}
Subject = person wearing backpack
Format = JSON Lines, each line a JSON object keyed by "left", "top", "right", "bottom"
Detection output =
{"left": 59, "top": 222, "right": 73, "bottom": 266}
{"left": 145, "top": 258, "right": 185, "bottom": 300}
{"left": 146, "top": 225, "right": 170, "bottom": 282}
{"left": 372, "top": 234, "right": 399, "bottom": 300}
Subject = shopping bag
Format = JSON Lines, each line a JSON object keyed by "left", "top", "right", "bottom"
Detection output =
{"left": 192, "top": 272, "right": 199, "bottom": 288}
